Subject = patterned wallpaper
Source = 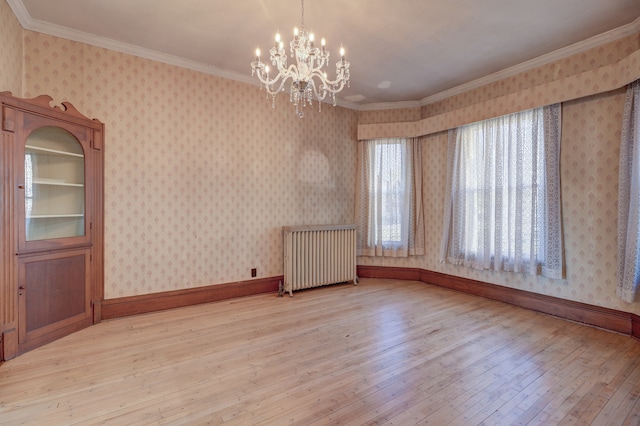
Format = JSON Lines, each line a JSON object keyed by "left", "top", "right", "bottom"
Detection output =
{"left": 447, "top": 91, "right": 626, "bottom": 309}
{"left": 20, "top": 31, "right": 357, "bottom": 299}
{"left": 358, "top": 73, "right": 639, "bottom": 313}
{"left": 2, "top": 0, "right": 638, "bottom": 314}
{"left": 0, "top": 0, "right": 22, "bottom": 95}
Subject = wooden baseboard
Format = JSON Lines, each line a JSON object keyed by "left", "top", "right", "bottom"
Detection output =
{"left": 358, "top": 265, "right": 422, "bottom": 281}
{"left": 99, "top": 267, "right": 640, "bottom": 341}
{"left": 101, "top": 276, "right": 282, "bottom": 321}
{"left": 358, "top": 265, "right": 639, "bottom": 339}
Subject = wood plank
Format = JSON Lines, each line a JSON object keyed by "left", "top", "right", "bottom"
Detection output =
{"left": 0, "top": 278, "right": 639, "bottom": 424}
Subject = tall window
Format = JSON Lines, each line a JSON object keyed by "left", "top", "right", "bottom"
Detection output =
{"left": 440, "top": 104, "right": 563, "bottom": 278}
{"left": 356, "top": 138, "right": 424, "bottom": 257}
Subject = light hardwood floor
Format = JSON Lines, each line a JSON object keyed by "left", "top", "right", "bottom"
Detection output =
{"left": 1, "top": 278, "right": 640, "bottom": 425}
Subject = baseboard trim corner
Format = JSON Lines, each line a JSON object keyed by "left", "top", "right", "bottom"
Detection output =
{"left": 358, "top": 265, "right": 637, "bottom": 337}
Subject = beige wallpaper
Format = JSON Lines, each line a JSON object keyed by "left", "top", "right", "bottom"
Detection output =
{"left": 358, "top": 87, "right": 639, "bottom": 313}
{"left": 0, "top": 0, "right": 22, "bottom": 95}
{"left": 442, "top": 90, "right": 626, "bottom": 310}
{"left": 20, "top": 31, "right": 357, "bottom": 299}
{"left": 2, "top": 0, "right": 638, "bottom": 315}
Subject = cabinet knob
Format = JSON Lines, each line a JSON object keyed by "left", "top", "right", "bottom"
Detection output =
{"left": 18, "top": 185, "right": 24, "bottom": 189}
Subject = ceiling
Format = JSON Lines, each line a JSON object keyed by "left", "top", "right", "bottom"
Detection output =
{"left": 7, "top": 0, "right": 640, "bottom": 109}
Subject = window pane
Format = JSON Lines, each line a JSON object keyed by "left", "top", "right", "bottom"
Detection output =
{"left": 454, "top": 108, "right": 545, "bottom": 266}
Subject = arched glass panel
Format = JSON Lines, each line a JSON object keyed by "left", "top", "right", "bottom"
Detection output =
{"left": 24, "top": 126, "right": 85, "bottom": 241}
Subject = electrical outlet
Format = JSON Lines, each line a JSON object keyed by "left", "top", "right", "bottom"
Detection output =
{"left": 251, "top": 268, "right": 257, "bottom": 277}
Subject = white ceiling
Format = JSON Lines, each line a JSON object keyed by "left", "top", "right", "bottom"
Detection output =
{"left": 7, "top": 0, "right": 640, "bottom": 109}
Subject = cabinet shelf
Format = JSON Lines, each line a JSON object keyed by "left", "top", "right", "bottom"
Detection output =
{"left": 28, "top": 214, "right": 84, "bottom": 219}
{"left": 25, "top": 144, "right": 84, "bottom": 158}
{"left": 32, "top": 179, "right": 84, "bottom": 187}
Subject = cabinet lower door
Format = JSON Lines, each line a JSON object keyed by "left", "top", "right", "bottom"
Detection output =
{"left": 17, "top": 248, "right": 92, "bottom": 354}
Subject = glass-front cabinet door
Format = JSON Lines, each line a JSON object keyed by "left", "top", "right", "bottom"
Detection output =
{"left": 25, "top": 126, "right": 85, "bottom": 241}
{"left": 17, "top": 117, "right": 91, "bottom": 253}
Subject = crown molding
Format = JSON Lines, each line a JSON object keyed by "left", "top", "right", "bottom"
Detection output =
{"left": 5, "top": 0, "right": 29, "bottom": 27}
{"left": 7, "top": 0, "right": 361, "bottom": 112}
{"left": 418, "top": 16, "right": 640, "bottom": 107}
{"left": 332, "top": 98, "right": 360, "bottom": 110}
{"left": 358, "top": 100, "right": 422, "bottom": 111}
{"left": 8, "top": 6, "right": 256, "bottom": 87}
{"left": 6, "top": 0, "right": 640, "bottom": 112}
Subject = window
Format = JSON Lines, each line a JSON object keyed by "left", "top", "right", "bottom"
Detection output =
{"left": 355, "top": 138, "right": 424, "bottom": 257}
{"left": 371, "top": 141, "right": 406, "bottom": 245}
{"left": 440, "top": 104, "right": 563, "bottom": 278}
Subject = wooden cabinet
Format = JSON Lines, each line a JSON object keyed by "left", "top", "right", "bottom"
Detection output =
{"left": 0, "top": 93, "right": 104, "bottom": 360}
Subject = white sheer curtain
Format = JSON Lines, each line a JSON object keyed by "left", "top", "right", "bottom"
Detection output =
{"left": 355, "top": 138, "right": 425, "bottom": 257}
{"left": 617, "top": 80, "right": 640, "bottom": 303}
{"left": 440, "top": 104, "right": 563, "bottom": 278}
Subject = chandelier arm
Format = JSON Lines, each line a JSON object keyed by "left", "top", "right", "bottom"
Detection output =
{"left": 262, "top": 63, "right": 298, "bottom": 85}
{"left": 254, "top": 70, "right": 285, "bottom": 96}
{"left": 323, "top": 80, "right": 348, "bottom": 95}
{"left": 253, "top": 69, "right": 273, "bottom": 87}
{"left": 285, "top": 63, "right": 300, "bottom": 76}
{"left": 307, "top": 79, "right": 328, "bottom": 101}
{"left": 309, "top": 69, "right": 339, "bottom": 85}
{"left": 269, "top": 75, "right": 294, "bottom": 94}
{"left": 308, "top": 55, "right": 327, "bottom": 71}
{"left": 309, "top": 69, "right": 348, "bottom": 92}
{"left": 258, "top": 63, "right": 303, "bottom": 95}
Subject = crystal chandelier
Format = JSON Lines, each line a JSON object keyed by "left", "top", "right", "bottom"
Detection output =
{"left": 251, "top": 0, "right": 350, "bottom": 118}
